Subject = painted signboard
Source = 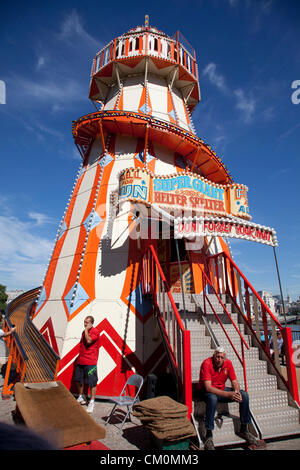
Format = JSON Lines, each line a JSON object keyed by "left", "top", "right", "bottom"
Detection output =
{"left": 119, "top": 167, "right": 250, "bottom": 220}
{"left": 174, "top": 217, "right": 278, "bottom": 247}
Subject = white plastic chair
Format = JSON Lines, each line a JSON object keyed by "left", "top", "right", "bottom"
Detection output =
{"left": 105, "top": 373, "right": 143, "bottom": 431}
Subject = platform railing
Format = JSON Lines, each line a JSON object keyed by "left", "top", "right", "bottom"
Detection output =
{"left": 91, "top": 31, "right": 197, "bottom": 80}
{"left": 2, "top": 316, "right": 28, "bottom": 398}
{"left": 207, "top": 251, "right": 300, "bottom": 405}
{"left": 2, "top": 287, "right": 60, "bottom": 395}
{"left": 2, "top": 287, "right": 41, "bottom": 396}
{"left": 141, "top": 244, "right": 192, "bottom": 417}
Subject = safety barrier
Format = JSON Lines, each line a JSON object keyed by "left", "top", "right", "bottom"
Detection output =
{"left": 92, "top": 30, "right": 197, "bottom": 81}
{"left": 141, "top": 244, "right": 192, "bottom": 417}
{"left": 2, "top": 288, "right": 60, "bottom": 397}
{"left": 199, "top": 263, "right": 250, "bottom": 391}
{"left": 207, "top": 251, "right": 300, "bottom": 405}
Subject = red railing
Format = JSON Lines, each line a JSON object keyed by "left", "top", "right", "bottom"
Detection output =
{"left": 2, "top": 318, "right": 28, "bottom": 398}
{"left": 92, "top": 31, "right": 197, "bottom": 81}
{"left": 141, "top": 244, "right": 192, "bottom": 417}
{"left": 2, "top": 287, "right": 60, "bottom": 395}
{"left": 199, "top": 263, "right": 250, "bottom": 391}
{"left": 207, "top": 251, "right": 300, "bottom": 405}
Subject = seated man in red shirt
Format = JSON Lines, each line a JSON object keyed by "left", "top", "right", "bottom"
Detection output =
{"left": 74, "top": 316, "right": 101, "bottom": 414}
{"left": 198, "top": 347, "right": 256, "bottom": 450}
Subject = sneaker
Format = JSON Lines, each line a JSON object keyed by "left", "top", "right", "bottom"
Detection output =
{"left": 77, "top": 395, "right": 87, "bottom": 405}
{"left": 204, "top": 437, "right": 215, "bottom": 450}
{"left": 239, "top": 431, "right": 257, "bottom": 446}
{"left": 87, "top": 400, "right": 95, "bottom": 414}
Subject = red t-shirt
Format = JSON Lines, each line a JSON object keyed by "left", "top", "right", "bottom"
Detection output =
{"left": 198, "top": 357, "right": 237, "bottom": 390}
{"left": 78, "top": 327, "right": 101, "bottom": 365}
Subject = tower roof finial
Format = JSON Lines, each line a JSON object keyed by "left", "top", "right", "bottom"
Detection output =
{"left": 144, "top": 14, "right": 149, "bottom": 28}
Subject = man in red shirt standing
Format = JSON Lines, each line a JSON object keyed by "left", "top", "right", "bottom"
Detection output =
{"left": 198, "top": 347, "right": 256, "bottom": 450}
{"left": 74, "top": 316, "right": 100, "bottom": 414}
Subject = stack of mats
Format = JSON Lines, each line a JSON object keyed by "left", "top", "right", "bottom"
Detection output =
{"left": 133, "top": 396, "right": 196, "bottom": 443}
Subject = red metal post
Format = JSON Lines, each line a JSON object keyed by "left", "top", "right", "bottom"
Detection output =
{"left": 202, "top": 271, "right": 206, "bottom": 316}
{"left": 215, "top": 258, "right": 220, "bottom": 293}
{"left": 223, "top": 254, "right": 230, "bottom": 295}
{"left": 241, "top": 339, "right": 248, "bottom": 392}
{"left": 244, "top": 284, "right": 252, "bottom": 326}
{"left": 230, "top": 263, "right": 236, "bottom": 300}
{"left": 183, "top": 330, "right": 193, "bottom": 418}
{"left": 2, "top": 354, "right": 13, "bottom": 398}
{"left": 262, "top": 307, "right": 270, "bottom": 356}
{"left": 282, "top": 327, "right": 300, "bottom": 405}
{"left": 176, "top": 31, "right": 180, "bottom": 65}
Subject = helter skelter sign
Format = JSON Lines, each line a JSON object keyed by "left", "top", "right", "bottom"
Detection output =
{"left": 119, "top": 168, "right": 250, "bottom": 218}
{"left": 118, "top": 167, "right": 278, "bottom": 247}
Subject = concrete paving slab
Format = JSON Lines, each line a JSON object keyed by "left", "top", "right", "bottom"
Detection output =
{"left": 0, "top": 372, "right": 299, "bottom": 451}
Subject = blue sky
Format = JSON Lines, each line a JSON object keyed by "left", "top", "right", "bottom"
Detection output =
{"left": 0, "top": 0, "right": 299, "bottom": 300}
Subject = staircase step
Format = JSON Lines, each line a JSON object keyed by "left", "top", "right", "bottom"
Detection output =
{"left": 197, "top": 303, "right": 235, "bottom": 311}
{"left": 248, "top": 389, "right": 289, "bottom": 412}
{"left": 186, "top": 321, "right": 206, "bottom": 331}
{"left": 189, "top": 331, "right": 213, "bottom": 340}
{"left": 193, "top": 293, "right": 228, "bottom": 303}
{"left": 225, "top": 348, "right": 260, "bottom": 361}
{"left": 193, "top": 400, "right": 240, "bottom": 419}
{"left": 187, "top": 292, "right": 300, "bottom": 444}
{"left": 254, "top": 407, "right": 300, "bottom": 438}
{"left": 191, "top": 364, "right": 268, "bottom": 382}
{"left": 191, "top": 373, "right": 279, "bottom": 392}
{"left": 176, "top": 303, "right": 196, "bottom": 312}
{"left": 194, "top": 414, "right": 253, "bottom": 447}
{"left": 240, "top": 374, "right": 279, "bottom": 391}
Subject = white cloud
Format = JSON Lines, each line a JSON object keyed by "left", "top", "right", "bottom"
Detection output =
{"left": 57, "top": 9, "right": 101, "bottom": 50}
{"left": 20, "top": 78, "right": 85, "bottom": 103}
{"left": 278, "top": 120, "right": 300, "bottom": 140}
{"left": 228, "top": 0, "right": 239, "bottom": 7}
{"left": 28, "top": 212, "right": 56, "bottom": 226}
{"left": 202, "top": 63, "right": 229, "bottom": 94}
{"left": 36, "top": 56, "right": 46, "bottom": 70}
{"left": 0, "top": 214, "right": 54, "bottom": 290}
{"left": 202, "top": 62, "right": 256, "bottom": 123}
{"left": 234, "top": 88, "right": 256, "bottom": 123}
{"left": 34, "top": 123, "right": 65, "bottom": 141}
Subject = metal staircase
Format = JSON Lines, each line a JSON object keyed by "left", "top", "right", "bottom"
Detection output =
{"left": 142, "top": 244, "right": 300, "bottom": 448}
{"left": 173, "top": 291, "right": 300, "bottom": 447}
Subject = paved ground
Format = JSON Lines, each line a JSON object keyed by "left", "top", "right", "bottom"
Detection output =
{"left": 0, "top": 378, "right": 299, "bottom": 451}
{"left": 0, "top": 338, "right": 300, "bottom": 451}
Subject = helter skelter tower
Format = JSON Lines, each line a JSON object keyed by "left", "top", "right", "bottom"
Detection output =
{"left": 31, "top": 18, "right": 254, "bottom": 397}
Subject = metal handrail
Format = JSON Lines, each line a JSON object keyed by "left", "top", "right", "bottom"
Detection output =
{"left": 141, "top": 244, "right": 192, "bottom": 417}
{"left": 208, "top": 251, "right": 300, "bottom": 405}
{"left": 201, "top": 264, "right": 250, "bottom": 350}
{"left": 214, "top": 252, "right": 282, "bottom": 328}
{"left": 2, "top": 317, "right": 28, "bottom": 397}
{"left": 2, "top": 287, "right": 60, "bottom": 395}
{"left": 199, "top": 263, "right": 249, "bottom": 391}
